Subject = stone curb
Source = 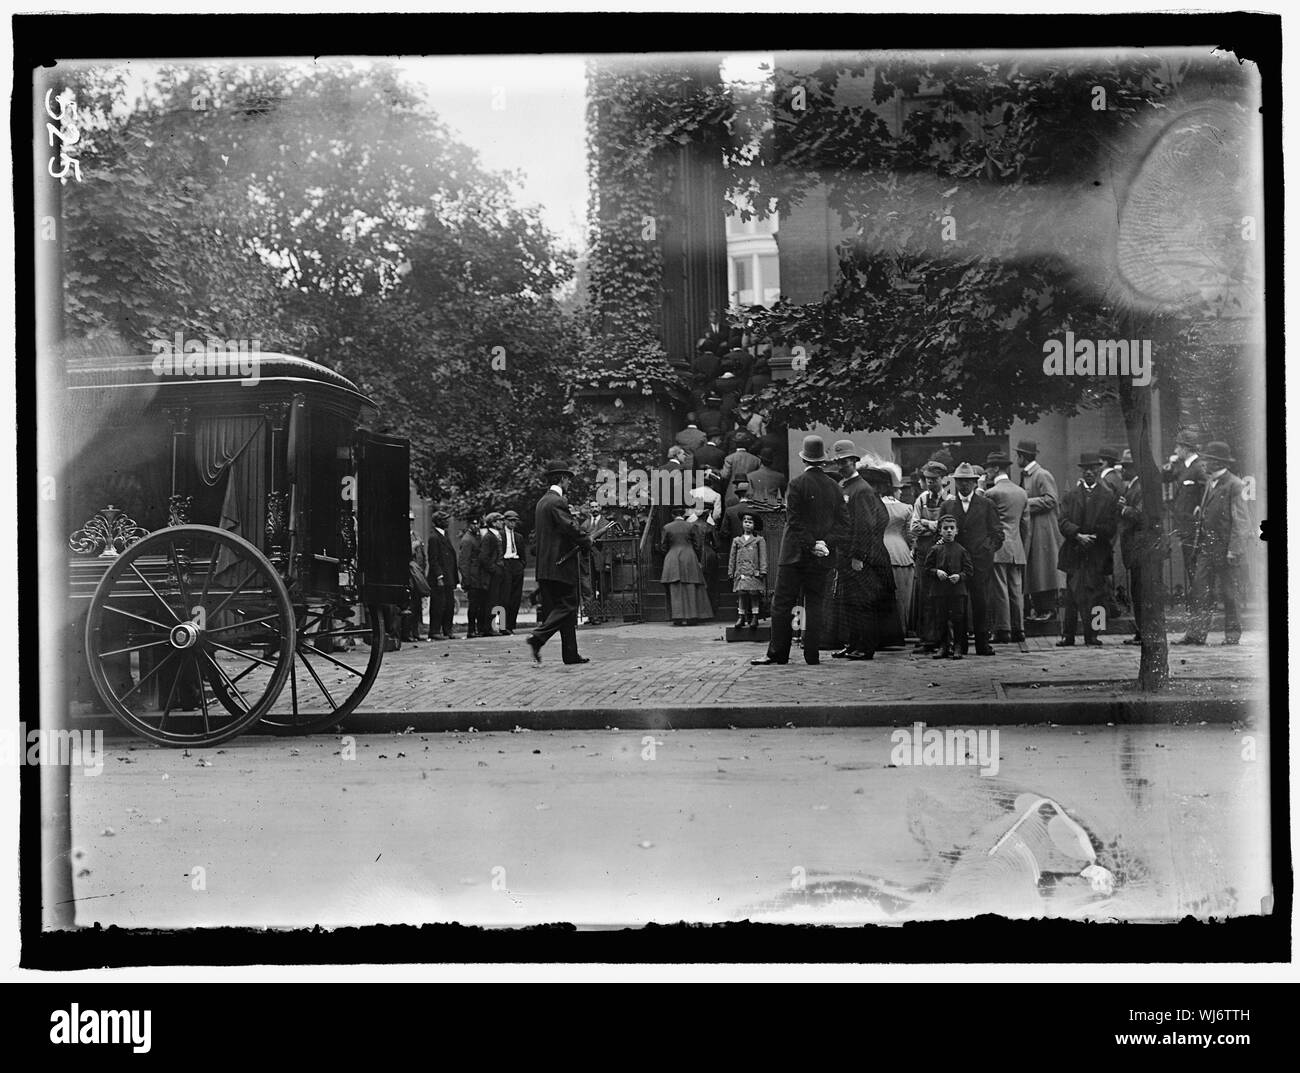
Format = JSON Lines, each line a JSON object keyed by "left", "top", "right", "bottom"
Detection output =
{"left": 74, "top": 694, "right": 1256, "bottom": 738}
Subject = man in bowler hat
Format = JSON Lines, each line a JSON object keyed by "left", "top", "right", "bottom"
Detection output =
{"left": 752, "top": 435, "right": 848, "bottom": 666}
{"left": 1175, "top": 441, "right": 1250, "bottom": 646}
{"left": 526, "top": 460, "right": 595, "bottom": 664}
{"left": 1056, "top": 452, "right": 1118, "bottom": 647}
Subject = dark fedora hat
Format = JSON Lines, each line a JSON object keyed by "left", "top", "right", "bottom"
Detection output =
{"left": 1175, "top": 429, "right": 1201, "bottom": 449}
{"left": 1077, "top": 452, "right": 1102, "bottom": 466}
{"left": 985, "top": 451, "right": 1011, "bottom": 467}
{"left": 1098, "top": 445, "right": 1122, "bottom": 463}
{"left": 1200, "top": 441, "right": 1235, "bottom": 464}
{"left": 1014, "top": 439, "right": 1039, "bottom": 457}
{"left": 799, "top": 434, "right": 830, "bottom": 464}
{"left": 543, "top": 459, "right": 575, "bottom": 478}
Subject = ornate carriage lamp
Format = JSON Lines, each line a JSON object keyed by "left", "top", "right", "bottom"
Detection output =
{"left": 68, "top": 504, "right": 150, "bottom": 557}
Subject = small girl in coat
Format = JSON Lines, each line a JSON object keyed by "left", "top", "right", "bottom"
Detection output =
{"left": 728, "top": 513, "right": 767, "bottom": 629}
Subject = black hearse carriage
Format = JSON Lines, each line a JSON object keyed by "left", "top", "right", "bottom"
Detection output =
{"left": 66, "top": 351, "right": 410, "bottom": 746}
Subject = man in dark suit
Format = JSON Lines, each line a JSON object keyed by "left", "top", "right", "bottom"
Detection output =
{"left": 1116, "top": 450, "right": 1146, "bottom": 646}
{"left": 695, "top": 437, "right": 726, "bottom": 472}
{"left": 427, "top": 510, "right": 459, "bottom": 640}
{"left": 457, "top": 516, "right": 488, "bottom": 639}
{"left": 1097, "top": 445, "right": 1127, "bottom": 614}
{"left": 696, "top": 307, "right": 729, "bottom": 352}
{"left": 501, "top": 509, "right": 526, "bottom": 632}
{"left": 1175, "top": 441, "right": 1250, "bottom": 646}
{"left": 720, "top": 433, "right": 762, "bottom": 501}
{"left": 746, "top": 449, "right": 787, "bottom": 508}
{"left": 940, "top": 461, "right": 1004, "bottom": 655}
{"left": 674, "top": 416, "right": 707, "bottom": 470}
{"left": 752, "top": 435, "right": 848, "bottom": 666}
{"left": 692, "top": 348, "right": 722, "bottom": 396}
{"left": 1056, "top": 453, "right": 1118, "bottom": 647}
{"left": 1161, "top": 429, "right": 1207, "bottom": 600}
{"left": 526, "top": 460, "right": 594, "bottom": 665}
{"left": 480, "top": 512, "right": 507, "bottom": 636}
{"left": 696, "top": 395, "right": 724, "bottom": 439}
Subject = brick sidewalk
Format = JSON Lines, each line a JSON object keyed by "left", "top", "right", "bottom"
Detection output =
{"left": 72, "top": 621, "right": 1267, "bottom": 737}
{"left": 360, "top": 621, "right": 1266, "bottom": 718}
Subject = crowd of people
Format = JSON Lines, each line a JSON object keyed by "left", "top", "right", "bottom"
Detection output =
{"left": 748, "top": 431, "right": 1251, "bottom": 667}
{"left": 396, "top": 420, "right": 1249, "bottom": 669}
{"left": 398, "top": 508, "right": 528, "bottom": 645}
{"left": 401, "top": 493, "right": 612, "bottom": 647}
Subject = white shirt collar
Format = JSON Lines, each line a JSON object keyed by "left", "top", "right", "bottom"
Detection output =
{"left": 1186, "top": 453, "right": 1199, "bottom": 464}
{"left": 993, "top": 473, "right": 1010, "bottom": 483}
{"left": 549, "top": 484, "right": 563, "bottom": 496}
{"left": 1023, "top": 460, "right": 1038, "bottom": 474}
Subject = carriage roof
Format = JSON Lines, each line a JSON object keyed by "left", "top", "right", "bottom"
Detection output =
{"left": 66, "top": 351, "right": 375, "bottom": 413}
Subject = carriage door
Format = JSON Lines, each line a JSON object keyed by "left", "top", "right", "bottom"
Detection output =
{"left": 354, "top": 430, "right": 411, "bottom": 606}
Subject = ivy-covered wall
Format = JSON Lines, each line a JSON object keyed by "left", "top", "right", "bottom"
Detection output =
{"left": 574, "top": 57, "right": 733, "bottom": 471}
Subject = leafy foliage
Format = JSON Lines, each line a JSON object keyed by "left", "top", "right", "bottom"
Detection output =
{"left": 57, "top": 60, "right": 581, "bottom": 517}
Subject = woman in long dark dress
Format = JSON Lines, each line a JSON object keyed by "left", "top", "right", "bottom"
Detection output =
{"left": 660, "top": 509, "right": 712, "bottom": 625}
{"left": 860, "top": 465, "right": 904, "bottom": 649}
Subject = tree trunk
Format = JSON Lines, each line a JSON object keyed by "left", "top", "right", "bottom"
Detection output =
{"left": 1118, "top": 374, "right": 1170, "bottom": 691}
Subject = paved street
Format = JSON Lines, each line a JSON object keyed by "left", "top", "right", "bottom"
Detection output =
{"left": 68, "top": 721, "right": 1271, "bottom": 928}
{"left": 64, "top": 619, "right": 1272, "bottom": 930}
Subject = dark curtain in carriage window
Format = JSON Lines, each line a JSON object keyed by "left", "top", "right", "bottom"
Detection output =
{"left": 193, "top": 416, "right": 268, "bottom": 581}
{"left": 193, "top": 416, "right": 268, "bottom": 540}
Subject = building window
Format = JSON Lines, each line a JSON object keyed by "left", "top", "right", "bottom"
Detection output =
{"left": 726, "top": 202, "right": 780, "bottom": 308}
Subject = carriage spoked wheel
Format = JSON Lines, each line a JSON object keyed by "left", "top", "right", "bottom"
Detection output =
{"left": 84, "top": 525, "right": 297, "bottom": 747}
{"left": 237, "top": 600, "right": 386, "bottom": 735}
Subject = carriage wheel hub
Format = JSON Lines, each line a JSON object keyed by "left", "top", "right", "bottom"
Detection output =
{"left": 169, "top": 621, "right": 201, "bottom": 649}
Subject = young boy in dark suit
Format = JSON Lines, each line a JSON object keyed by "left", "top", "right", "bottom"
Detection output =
{"left": 924, "top": 515, "right": 973, "bottom": 659}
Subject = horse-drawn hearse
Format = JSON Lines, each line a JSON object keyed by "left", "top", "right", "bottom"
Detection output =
{"left": 65, "top": 350, "right": 410, "bottom": 747}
